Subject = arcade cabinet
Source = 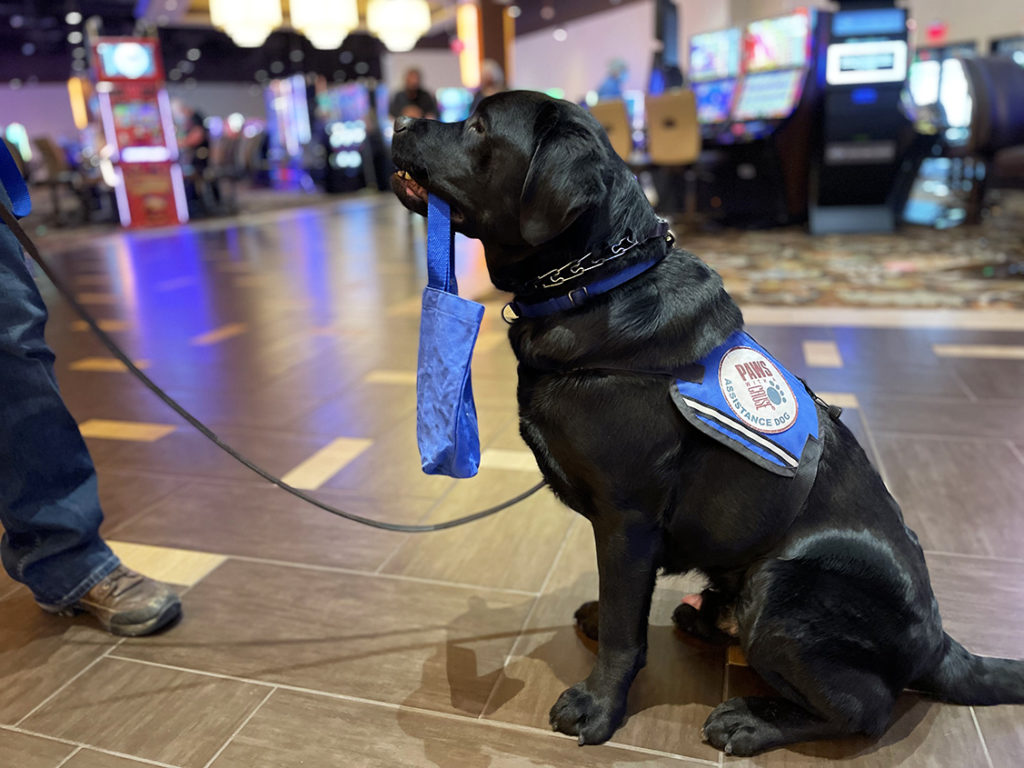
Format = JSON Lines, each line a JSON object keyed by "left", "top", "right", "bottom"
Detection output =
{"left": 316, "top": 82, "right": 371, "bottom": 194}
{"left": 697, "top": 8, "right": 829, "bottom": 227}
{"left": 266, "top": 74, "right": 314, "bottom": 190}
{"left": 689, "top": 27, "right": 743, "bottom": 141}
{"left": 809, "top": 2, "right": 911, "bottom": 233}
{"left": 92, "top": 37, "right": 188, "bottom": 227}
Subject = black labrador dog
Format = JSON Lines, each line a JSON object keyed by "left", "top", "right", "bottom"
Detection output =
{"left": 390, "top": 91, "right": 1024, "bottom": 756}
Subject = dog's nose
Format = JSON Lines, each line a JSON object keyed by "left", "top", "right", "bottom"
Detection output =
{"left": 394, "top": 116, "right": 414, "bottom": 133}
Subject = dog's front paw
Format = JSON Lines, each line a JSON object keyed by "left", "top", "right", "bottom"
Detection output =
{"left": 549, "top": 681, "right": 626, "bottom": 745}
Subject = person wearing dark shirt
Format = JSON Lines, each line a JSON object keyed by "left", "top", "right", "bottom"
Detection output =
{"left": 389, "top": 68, "right": 437, "bottom": 120}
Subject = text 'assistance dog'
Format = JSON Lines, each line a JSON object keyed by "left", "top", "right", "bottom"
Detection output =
{"left": 391, "top": 91, "right": 1024, "bottom": 757}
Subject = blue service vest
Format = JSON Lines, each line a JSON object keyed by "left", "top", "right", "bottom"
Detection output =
{"left": 671, "top": 331, "right": 821, "bottom": 477}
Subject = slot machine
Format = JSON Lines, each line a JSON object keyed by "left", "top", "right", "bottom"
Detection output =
{"left": 689, "top": 27, "right": 743, "bottom": 143}
{"left": 92, "top": 37, "right": 188, "bottom": 227}
{"left": 697, "top": 8, "right": 830, "bottom": 227}
{"left": 810, "top": 2, "right": 911, "bottom": 233}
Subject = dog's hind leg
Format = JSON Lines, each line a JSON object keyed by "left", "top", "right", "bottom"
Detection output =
{"left": 550, "top": 514, "right": 661, "bottom": 745}
{"left": 672, "top": 589, "right": 738, "bottom": 645}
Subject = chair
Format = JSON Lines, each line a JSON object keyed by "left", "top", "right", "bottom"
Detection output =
{"left": 644, "top": 89, "right": 702, "bottom": 218}
{"left": 645, "top": 88, "right": 701, "bottom": 167}
{"left": 589, "top": 100, "right": 634, "bottom": 162}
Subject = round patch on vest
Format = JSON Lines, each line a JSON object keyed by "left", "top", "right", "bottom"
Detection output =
{"left": 718, "top": 346, "right": 798, "bottom": 434}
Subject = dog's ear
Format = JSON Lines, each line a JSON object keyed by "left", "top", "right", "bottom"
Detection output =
{"left": 519, "top": 115, "right": 606, "bottom": 247}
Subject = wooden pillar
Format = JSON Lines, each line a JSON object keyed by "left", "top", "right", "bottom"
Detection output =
{"left": 478, "top": 0, "right": 514, "bottom": 84}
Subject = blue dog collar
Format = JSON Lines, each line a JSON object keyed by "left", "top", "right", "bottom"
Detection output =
{"left": 503, "top": 220, "right": 672, "bottom": 322}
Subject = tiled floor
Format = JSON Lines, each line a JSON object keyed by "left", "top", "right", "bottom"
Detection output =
{"left": 2, "top": 194, "right": 1023, "bottom": 767}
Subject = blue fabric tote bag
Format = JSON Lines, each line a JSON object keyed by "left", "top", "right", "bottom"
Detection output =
{"left": 416, "top": 196, "right": 485, "bottom": 478}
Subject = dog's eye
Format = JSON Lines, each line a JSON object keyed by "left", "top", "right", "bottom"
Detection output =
{"left": 469, "top": 119, "right": 485, "bottom": 134}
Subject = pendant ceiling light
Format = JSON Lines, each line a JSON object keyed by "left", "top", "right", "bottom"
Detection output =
{"left": 290, "top": 0, "right": 359, "bottom": 50}
{"left": 367, "top": 0, "right": 432, "bottom": 53}
{"left": 210, "top": 0, "right": 282, "bottom": 48}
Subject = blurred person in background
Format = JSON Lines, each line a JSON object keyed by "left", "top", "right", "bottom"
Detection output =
{"left": 0, "top": 141, "right": 181, "bottom": 636}
{"left": 179, "top": 108, "right": 219, "bottom": 213}
{"left": 389, "top": 67, "right": 438, "bottom": 120}
{"left": 471, "top": 59, "right": 506, "bottom": 112}
{"left": 597, "top": 58, "right": 629, "bottom": 101}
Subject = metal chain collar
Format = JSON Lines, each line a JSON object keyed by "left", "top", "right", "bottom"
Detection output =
{"left": 526, "top": 220, "right": 669, "bottom": 291}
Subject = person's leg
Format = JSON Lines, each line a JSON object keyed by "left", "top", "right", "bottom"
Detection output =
{"left": 0, "top": 186, "right": 121, "bottom": 608}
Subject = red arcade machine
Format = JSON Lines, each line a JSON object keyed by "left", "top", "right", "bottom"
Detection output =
{"left": 92, "top": 37, "right": 188, "bottom": 227}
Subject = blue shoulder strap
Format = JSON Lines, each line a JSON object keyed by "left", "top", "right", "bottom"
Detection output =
{"left": 0, "top": 141, "right": 31, "bottom": 218}
{"left": 427, "top": 195, "right": 455, "bottom": 293}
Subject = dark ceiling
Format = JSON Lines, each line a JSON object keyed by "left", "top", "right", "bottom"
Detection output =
{"left": 0, "top": 0, "right": 647, "bottom": 84}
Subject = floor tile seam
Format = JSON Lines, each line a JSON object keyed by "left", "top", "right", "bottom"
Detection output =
{"left": 221, "top": 552, "right": 541, "bottom": 597}
{"left": 851, "top": 392, "right": 1024, "bottom": 406}
{"left": 737, "top": 306, "right": 1024, "bottom": 331}
{"left": 11, "top": 637, "right": 125, "bottom": 728}
{"left": 868, "top": 429, "right": 1021, "bottom": 445}
{"left": 99, "top": 657, "right": 708, "bottom": 765}
{"left": 947, "top": 365, "right": 980, "bottom": 403}
{"left": 0, "top": 583, "right": 22, "bottom": 602}
{"left": 477, "top": 517, "right": 580, "bottom": 720}
{"left": 372, "top": 410, "right": 522, "bottom": 576}
{"left": 969, "top": 707, "right": 996, "bottom": 768}
{"left": 102, "top": 483, "right": 197, "bottom": 538}
{"left": 920, "top": 549, "right": 1024, "bottom": 566}
{"left": 856, "top": 409, "right": 891, "bottom": 488}
{"left": 1008, "top": 441, "right": 1024, "bottom": 469}
{"left": 372, "top": 458, "right": 469, "bottom": 575}
{"left": 0, "top": 725, "right": 183, "bottom": 768}
{"left": 201, "top": 687, "right": 277, "bottom": 768}
{"left": 53, "top": 745, "right": 83, "bottom": 768}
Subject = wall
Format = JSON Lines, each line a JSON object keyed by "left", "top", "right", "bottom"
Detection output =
{"left": 165, "top": 82, "right": 267, "bottom": 119}
{"left": 514, "top": 1, "right": 657, "bottom": 101}
{"left": 383, "top": 49, "right": 464, "bottom": 94}
{"left": 0, "top": 84, "right": 78, "bottom": 143}
{"left": 907, "top": 0, "right": 1024, "bottom": 50}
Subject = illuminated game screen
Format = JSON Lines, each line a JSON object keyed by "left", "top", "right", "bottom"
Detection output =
{"left": 96, "top": 41, "right": 159, "bottom": 80}
{"left": 695, "top": 80, "right": 737, "bottom": 123}
{"left": 336, "top": 84, "right": 369, "bottom": 123}
{"left": 437, "top": 88, "right": 473, "bottom": 122}
{"left": 112, "top": 101, "right": 165, "bottom": 147}
{"left": 908, "top": 60, "right": 941, "bottom": 107}
{"left": 733, "top": 69, "right": 804, "bottom": 121}
{"left": 689, "top": 28, "right": 742, "bottom": 82}
{"left": 744, "top": 12, "right": 811, "bottom": 72}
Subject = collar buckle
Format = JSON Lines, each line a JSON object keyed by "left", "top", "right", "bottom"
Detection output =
{"left": 567, "top": 286, "right": 590, "bottom": 307}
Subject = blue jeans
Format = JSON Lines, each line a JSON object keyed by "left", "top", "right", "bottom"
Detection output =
{"left": 1, "top": 184, "right": 120, "bottom": 607}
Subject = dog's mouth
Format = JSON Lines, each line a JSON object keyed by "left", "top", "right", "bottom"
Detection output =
{"left": 391, "top": 168, "right": 464, "bottom": 223}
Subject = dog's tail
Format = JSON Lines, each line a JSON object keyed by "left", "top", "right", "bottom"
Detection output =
{"left": 913, "top": 633, "right": 1024, "bottom": 705}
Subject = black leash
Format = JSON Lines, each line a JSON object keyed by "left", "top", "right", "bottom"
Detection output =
{"left": 0, "top": 204, "right": 546, "bottom": 533}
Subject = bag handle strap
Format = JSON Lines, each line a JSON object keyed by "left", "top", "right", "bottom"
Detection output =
{"left": 426, "top": 195, "right": 456, "bottom": 294}
{"left": 0, "top": 141, "right": 31, "bottom": 218}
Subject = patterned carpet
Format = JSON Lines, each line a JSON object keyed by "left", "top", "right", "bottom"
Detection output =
{"left": 678, "top": 191, "right": 1024, "bottom": 309}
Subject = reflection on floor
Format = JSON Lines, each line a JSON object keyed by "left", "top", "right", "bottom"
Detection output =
{"left": 1, "top": 195, "right": 1023, "bottom": 767}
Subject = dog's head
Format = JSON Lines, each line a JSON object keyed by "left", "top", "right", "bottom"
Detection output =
{"left": 392, "top": 91, "right": 651, "bottom": 287}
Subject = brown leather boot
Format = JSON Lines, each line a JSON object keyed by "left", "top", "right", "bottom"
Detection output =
{"left": 40, "top": 565, "right": 182, "bottom": 637}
